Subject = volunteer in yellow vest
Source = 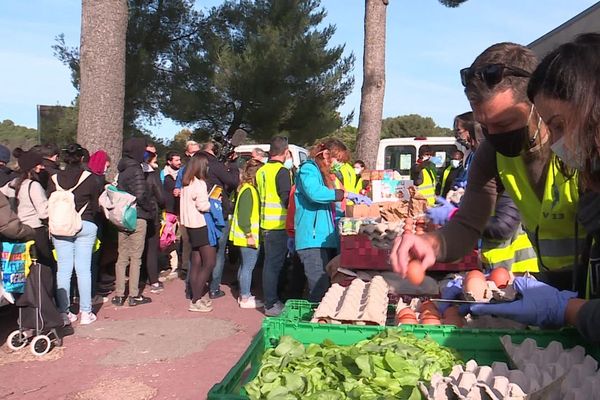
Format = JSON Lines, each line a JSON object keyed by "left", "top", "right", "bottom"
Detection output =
{"left": 392, "top": 42, "right": 585, "bottom": 296}
{"left": 353, "top": 160, "right": 366, "bottom": 193}
{"left": 229, "top": 159, "right": 264, "bottom": 309}
{"left": 256, "top": 136, "right": 293, "bottom": 317}
{"left": 410, "top": 145, "right": 437, "bottom": 206}
{"left": 479, "top": 193, "right": 538, "bottom": 273}
{"left": 326, "top": 138, "right": 358, "bottom": 195}
{"left": 436, "top": 150, "right": 464, "bottom": 198}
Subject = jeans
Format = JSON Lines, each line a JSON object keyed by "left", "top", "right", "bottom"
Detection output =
{"left": 237, "top": 246, "right": 259, "bottom": 298}
{"left": 53, "top": 220, "right": 98, "bottom": 314}
{"left": 115, "top": 219, "right": 147, "bottom": 298}
{"left": 210, "top": 220, "right": 231, "bottom": 292}
{"left": 262, "top": 229, "right": 289, "bottom": 308}
{"left": 298, "top": 247, "right": 336, "bottom": 303}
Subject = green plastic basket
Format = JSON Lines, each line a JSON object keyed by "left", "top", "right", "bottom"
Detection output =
{"left": 207, "top": 318, "right": 597, "bottom": 399}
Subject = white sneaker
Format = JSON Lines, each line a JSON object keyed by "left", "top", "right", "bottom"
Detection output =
{"left": 188, "top": 300, "right": 213, "bottom": 313}
{"left": 80, "top": 311, "right": 97, "bottom": 325}
{"left": 239, "top": 296, "right": 264, "bottom": 309}
{"left": 67, "top": 312, "right": 78, "bottom": 323}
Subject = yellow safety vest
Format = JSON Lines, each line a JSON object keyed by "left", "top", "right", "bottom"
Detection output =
{"left": 256, "top": 162, "right": 288, "bottom": 230}
{"left": 229, "top": 184, "right": 260, "bottom": 247}
{"left": 439, "top": 166, "right": 452, "bottom": 195}
{"left": 339, "top": 163, "right": 358, "bottom": 194}
{"left": 418, "top": 167, "right": 436, "bottom": 206}
{"left": 481, "top": 226, "right": 539, "bottom": 273}
{"left": 355, "top": 177, "right": 364, "bottom": 193}
{"left": 497, "top": 153, "right": 584, "bottom": 271}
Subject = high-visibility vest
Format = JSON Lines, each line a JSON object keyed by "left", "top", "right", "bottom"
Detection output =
{"left": 355, "top": 177, "right": 364, "bottom": 193}
{"left": 440, "top": 166, "right": 452, "bottom": 195}
{"left": 497, "top": 153, "right": 584, "bottom": 271}
{"left": 481, "top": 226, "right": 539, "bottom": 273}
{"left": 418, "top": 167, "right": 436, "bottom": 206}
{"left": 339, "top": 163, "right": 358, "bottom": 194}
{"left": 256, "top": 162, "right": 288, "bottom": 230}
{"left": 229, "top": 184, "right": 260, "bottom": 247}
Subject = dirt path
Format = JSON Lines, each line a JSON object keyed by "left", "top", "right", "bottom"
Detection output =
{"left": 0, "top": 279, "right": 264, "bottom": 399}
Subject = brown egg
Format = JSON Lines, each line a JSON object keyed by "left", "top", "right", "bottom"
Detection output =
{"left": 421, "top": 316, "right": 441, "bottom": 325}
{"left": 442, "top": 316, "right": 464, "bottom": 327}
{"left": 488, "top": 267, "right": 510, "bottom": 289}
{"left": 465, "top": 270, "right": 485, "bottom": 282}
{"left": 420, "top": 309, "right": 441, "bottom": 319}
{"left": 443, "top": 305, "right": 460, "bottom": 318}
{"left": 420, "top": 300, "right": 439, "bottom": 313}
{"left": 396, "top": 307, "right": 416, "bottom": 320}
{"left": 464, "top": 275, "right": 487, "bottom": 301}
{"left": 406, "top": 260, "right": 426, "bottom": 286}
{"left": 399, "top": 316, "right": 419, "bottom": 325}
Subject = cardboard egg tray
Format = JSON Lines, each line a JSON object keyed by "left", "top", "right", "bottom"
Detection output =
{"left": 310, "top": 276, "right": 389, "bottom": 326}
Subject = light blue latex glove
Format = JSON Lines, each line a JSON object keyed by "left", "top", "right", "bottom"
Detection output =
{"left": 470, "top": 277, "right": 577, "bottom": 327}
{"left": 426, "top": 196, "right": 457, "bottom": 225}
{"left": 438, "top": 277, "right": 470, "bottom": 315}
{"left": 287, "top": 238, "right": 295, "bottom": 255}
{"left": 347, "top": 192, "right": 372, "bottom": 205}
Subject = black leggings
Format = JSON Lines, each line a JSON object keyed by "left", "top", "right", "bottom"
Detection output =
{"left": 143, "top": 222, "right": 160, "bottom": 284}
{"left": 190, "top": 245, "right": 216, "bottom": 303}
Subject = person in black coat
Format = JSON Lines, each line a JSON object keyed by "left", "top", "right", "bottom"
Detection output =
{"left": 141, "top": 149, "right": 166, "bottom": 293}
{"left": 200, "top": 142, "right": 240, "bottom": 299}
{"left": 112, "top": 137, "right": 153, "bottom": 307}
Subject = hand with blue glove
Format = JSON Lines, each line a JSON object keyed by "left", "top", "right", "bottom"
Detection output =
{"left": 470, "top": 277, "right": 577, "bottom": 327}
{"left": 426, "top": 196, "right": 457, "bottom": 225}
{"left": 437, "top": 277, "right": 470, "bottom": 315}
{"left": 287, "top": 237, "right": 295, "bottom": 255}
{"left": 347, "top": 192, "right": 373, "bottom": 205}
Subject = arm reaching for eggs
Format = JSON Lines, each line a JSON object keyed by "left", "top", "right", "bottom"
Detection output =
{"left": 390, "top": 232, "right": 439, "bottom": 278}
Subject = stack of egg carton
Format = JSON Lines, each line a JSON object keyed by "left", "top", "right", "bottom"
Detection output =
{"left": 501, "top": 335, "right": 600, "bottom": 400}
{"left": 358, "top": 221, "right": 404, "bottom": 249}
{"left": 419, "top": 360, "right": 528, "bottom": 399}
{"left": 420, "top": 336, "right": 600, "bottom": 399}
{"left": 310, "top": 276, "right": 389, "bottom": 326}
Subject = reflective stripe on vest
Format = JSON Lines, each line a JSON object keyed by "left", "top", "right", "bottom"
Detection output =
{"left": 481, "top": 227, "right": 539, "bottom": 273}
{"left": 418, "top": 168, "right": 436, "bottom": 206}
{"left": 229, "top": 184, "right": 260, "bottom": 247}
{"left": 497, "top": 153, "right": 584, "bottom": 270}
{"left": 256, "top": 162, "right": 288, "bottom": 230}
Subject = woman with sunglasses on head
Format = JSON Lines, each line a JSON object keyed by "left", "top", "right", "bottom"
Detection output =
{"left": 392, "top": 41, "right": 586, "bottom": 306}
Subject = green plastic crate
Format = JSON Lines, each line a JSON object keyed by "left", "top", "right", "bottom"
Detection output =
{"left": 208, "top": 317, "right": 597, "bottom": 399}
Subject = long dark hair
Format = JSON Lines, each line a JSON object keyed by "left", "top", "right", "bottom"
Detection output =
{"left": 183, "top": 152, "right": 209, "bottom": 186}
{"left": 62, "top": 143, "right": 85, "bottom": 166}
{"left": 11, "top": 147, "right": 40, "bottom": 197}
{"left": 527, "top": 33, "right": 600, "bottom": 189}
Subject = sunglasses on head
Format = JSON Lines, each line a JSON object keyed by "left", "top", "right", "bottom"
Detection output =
{"left": 460, "top": 63, "right": 531, "bottom": 88}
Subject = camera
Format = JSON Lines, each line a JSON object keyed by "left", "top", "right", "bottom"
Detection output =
{"left": 212, "top": 129, "right": 247, "bottom": 162}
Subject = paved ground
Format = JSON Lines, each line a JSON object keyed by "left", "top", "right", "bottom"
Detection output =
{"left": 0, "top": 278, "right": 264, "bottom": 400}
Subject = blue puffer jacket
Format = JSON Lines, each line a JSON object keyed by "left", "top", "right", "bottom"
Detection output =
{"left": 294, "top": 160, "right": 340, "bottom": 251}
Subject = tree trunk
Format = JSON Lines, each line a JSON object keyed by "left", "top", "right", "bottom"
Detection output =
{"left": 355, "top": 0, "right": 387, "bottom": 169}
{"left": 78, "top": 0, "right": 128, "bottom": 176}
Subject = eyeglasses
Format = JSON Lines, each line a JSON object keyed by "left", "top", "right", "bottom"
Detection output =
{"left": 460, "top": 63, "right": 531, "bottom": 88}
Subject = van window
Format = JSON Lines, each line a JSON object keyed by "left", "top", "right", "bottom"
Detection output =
{"left": 428, "top": 144, "right": 459, "bottom": 170}
{"left": 384, "top": 145, "right": 416, "bottom": 176}
{"left": 299, "top": 151, "right": 307, "bottom": 163}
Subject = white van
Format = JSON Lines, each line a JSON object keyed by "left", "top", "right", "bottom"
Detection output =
{"left": 235, "top": 144, "right": 309, "bottom": 168}
{"left": 376, "top": 137, "right": 467, "bottom": 180}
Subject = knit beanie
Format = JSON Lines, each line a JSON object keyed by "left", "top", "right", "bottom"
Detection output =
{"left": 17, "top": 150, "right": 43, "bottom": 172}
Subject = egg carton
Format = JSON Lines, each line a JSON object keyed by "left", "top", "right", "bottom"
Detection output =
{"left": 501, "top": 335, "right": 600, "bottom": 400}
{"left": 311, "top": 276, "right": 389, "bottom": 326}
{"left": 463, "top": 280, "right": 518, "bottom": 303}
{"left": 339, "top": 217, "right": 379, "bottom": 236}
{"left": 418, "top": 360, "right": 528, "bottom": 399}
{"left": 358, "top": 221, "right": 405, "bottom": 249}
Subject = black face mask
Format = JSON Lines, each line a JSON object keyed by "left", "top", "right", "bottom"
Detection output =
{"left": 483, "top": 126, "right": 528, "bottom": 157}
{"left": 457, "top": 138, "right": 471, "bottom": 150}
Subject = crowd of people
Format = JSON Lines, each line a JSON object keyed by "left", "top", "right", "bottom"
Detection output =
{"left": 0, "top": 131, "right": 370, "bottom": 328}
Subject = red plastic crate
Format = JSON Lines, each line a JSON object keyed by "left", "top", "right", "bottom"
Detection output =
{"left": 340, "top": 234, "right": 479, "bottom": 271}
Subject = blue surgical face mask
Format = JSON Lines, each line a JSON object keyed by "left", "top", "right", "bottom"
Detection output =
{"left": 262, "top": 157, "right": 269, "bottom": 164}
{"left": 284, "top": 159, "right": 294, "bottom": 169}
{"left": 551, "top": 136, "right": 585, "bottom": 170}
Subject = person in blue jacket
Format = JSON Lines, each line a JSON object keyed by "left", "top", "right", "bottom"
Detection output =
{"left": 294, "top": 141, "right": 368, "bottom": 302}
